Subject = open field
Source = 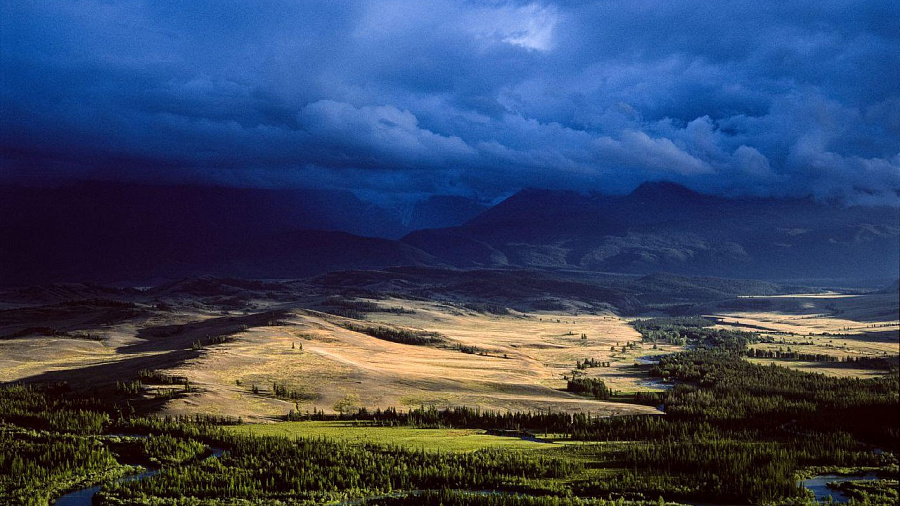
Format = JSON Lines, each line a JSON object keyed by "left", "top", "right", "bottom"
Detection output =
{"left": 0, "top": 295, "right": 668, "bottom": 421}
{"left": 707, "top": 292, "right": 898, "bottom": 377}
{"left": 710, "top": 292, "right": 898, "bottom": 336}
{"left": 160, "top": 302, "right": 668, "bottom": 419}
{"left": 745, "top": 358, "right": 888, "bottom": 378}
{"left": 226, "top": 421, "right": 557, "bottom": 452}
{"left": 1, "top": 280, "right": 894, "bottom": 421}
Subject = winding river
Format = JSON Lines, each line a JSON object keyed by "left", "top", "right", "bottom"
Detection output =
{"left": 54, "top": 447, "right": 881, "bottom": 506}
{"left": 53, "top": 446, "right": 224, "bottom": 506}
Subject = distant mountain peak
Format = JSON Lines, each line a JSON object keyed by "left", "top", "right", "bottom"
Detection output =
{"left": 629, "top": 181, "right": 702, "bottom": 200}
{"left": 401, "top": 180, "right": 899, "bottom": 281}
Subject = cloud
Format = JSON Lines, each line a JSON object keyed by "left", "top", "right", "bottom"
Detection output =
{"left": 1, "top": 0, "right": 898, "bottom": 205}
{"left": 298, "top": 100, "right": 474, "bottom": 169}
{"left": 594, "top": 131, "right": 714, "bottom": 176}
{"left": 467, "top": 2, "right": 558, "bottom": 51}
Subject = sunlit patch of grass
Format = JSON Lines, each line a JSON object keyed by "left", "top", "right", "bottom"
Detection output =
{"left": 225, "top": 421, "right": 557, "bottom": 452}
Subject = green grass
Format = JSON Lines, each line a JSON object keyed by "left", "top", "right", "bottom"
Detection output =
{"left": 225, "top": 421, "right": 557, "bottom": 452}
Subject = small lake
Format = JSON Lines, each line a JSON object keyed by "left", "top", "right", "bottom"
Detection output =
{"left": 798, "top": 473, "right": 878, "bottom": 503}
{"left": 638, "top": 378, "right": 674, "bottom": 390}
{"left": 635, "top": 353, "right": 678, "bottom": 366}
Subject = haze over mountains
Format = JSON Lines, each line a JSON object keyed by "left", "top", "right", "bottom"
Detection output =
{"left": 406, "top": 182, "right": 900, "bottom": 281}
{"left": 0, "top": 182, "right": 480, "bottom": 286}
{"left": 1, "top": 181, "right": 897, "bottom": 287}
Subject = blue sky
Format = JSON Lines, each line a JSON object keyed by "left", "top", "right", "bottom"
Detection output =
{"left": 2, "top": 0, "right": 898, "bottom": 205}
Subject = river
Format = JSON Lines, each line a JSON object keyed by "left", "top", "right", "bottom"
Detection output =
{"left": 53, "top": 446, "right": 224, "bottom": 506}
{"left": 54, "top": 451, "right": 880, "bottom": 505}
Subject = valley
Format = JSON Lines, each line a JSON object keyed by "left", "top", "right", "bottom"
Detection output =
{"left": 1, "top": 272, "right": 895, "bottom": 421}
{"left": 4, "top": 1, "right": 898, "bottom": 503}
{"left": 0, "top": 278, "right": 678, "bottom": 420}
{"left": 0, "top": 270, "right": 896, "bottom": 505}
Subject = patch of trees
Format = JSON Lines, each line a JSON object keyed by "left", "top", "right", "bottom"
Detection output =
{"left": 842, "top": 355, "right": 900, "bottom": 369}
{"left": 829, "top": 478, "right": 900, "bottom": 504}
{"left": 0, "top": 384, "right": 243, "bottom": 502}
{"left": 632, "top": 317, "right": 715, "bottom": 331}
{"left": 632, "top": 317, "right": 757, "bottom": 350}
{"left": 116, "top": 414, "right": 242, "bottom": 435}
{"left": 2, "top": 327, "right": 68, "bottom": 339}
{"left": 341, "top": 322, "right": 444, "bottom": 346}
{"left": 270, "top": 382, "right": 316, "bottom": 402}
{"left": 748, "top": 348, "right": 898, "bottom": 369}
{"left": 284, "top": 405, "right": 598, "bottom": 434}
{"left": 748, "top": 347, "right": 843, "bottom": 362}
{"left": 117, "top": 377, "right": 197, "bottom": 399}
{"left": 575, "top": 358, "right": 608, "bottom": 369}
{"left": 457, "top": 343, "right": 490, "bottom": 355}
{"left": 137, "top": 369, "right": 189, "bottom": 386}
{"left": 634, "top": 320, "right": 899, "bottom": 451}
{"left": 321, "top": 297, "right": 416, "bottom": 319}
{"left": 572, "top": 439, "right": 806, "bottom": 502}
{"left": 283, "top": 406, "right": 692, "bottom": 441}
{"left": 1, "top": 327, "right": 104, "bottom": 341}
{"left": 650, "top": 349, "right": 898, "bottom": 429}
{"left": 463, "top": 303, "right": 511, "bottom": 315}
{"left": 142, "top": 434, "right": 206, "bottom": 466}
{"left": 566, "top": 377, "right": 611, "bottom": 400}
{"left": 0, "top": 384, "right": 131, "bottom": 504}
{"left": 320, "top": 297, "right": 379, "bottom": 319}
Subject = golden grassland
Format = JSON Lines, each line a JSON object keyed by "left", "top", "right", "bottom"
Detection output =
{"left": 1, "top": 291, "right": 895, "bottom": 421}
{"left": 712, "top": 293, "right": 898, "bottom": 338}
{"left": 162, "top": 302, "right": 669, "bottom": 419}
{"left": 0, "top": 300, "right": 667, "bottom": 420}
{"left": 708, "top": 292, "right": 898, "bottom": 377}
{"left": 744, "top": 359, "right": 887, "bottom": 378}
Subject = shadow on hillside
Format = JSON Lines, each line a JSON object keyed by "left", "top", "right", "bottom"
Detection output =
{"left": 13, "top": 310, "right": 293, "bottom": 390}
{"left": 120, "top": 310, "right": 290, "bottom": 354}
{"left": 0, "top": 301, "right": 146, "bottom": 338}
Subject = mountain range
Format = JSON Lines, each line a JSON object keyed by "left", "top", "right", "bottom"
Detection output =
{"left": 404, "top": 182, "right": 900, "bottom": 281}
{"left": 1, "top": 181, "right": 896, "bottom": 286}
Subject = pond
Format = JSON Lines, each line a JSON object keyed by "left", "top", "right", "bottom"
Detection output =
{"left": 638, "top": 378, "right": 674, "bottom": 390}
{"left": 634, "top": 355, "right": 663, "bottom": 365}
{"left": 798, "top": 473, "right": 879, "bottom": 504}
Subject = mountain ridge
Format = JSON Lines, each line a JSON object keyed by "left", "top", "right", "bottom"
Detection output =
{"left": 402, "top": 182, "right": 900, "bottom": 281}
{"left": 1, "top": 181, "right": 896, "bottom": 286}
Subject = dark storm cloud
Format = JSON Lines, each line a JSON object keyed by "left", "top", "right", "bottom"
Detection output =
{"left": 1, "top": 0, "right": 898, "bottom": 204}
